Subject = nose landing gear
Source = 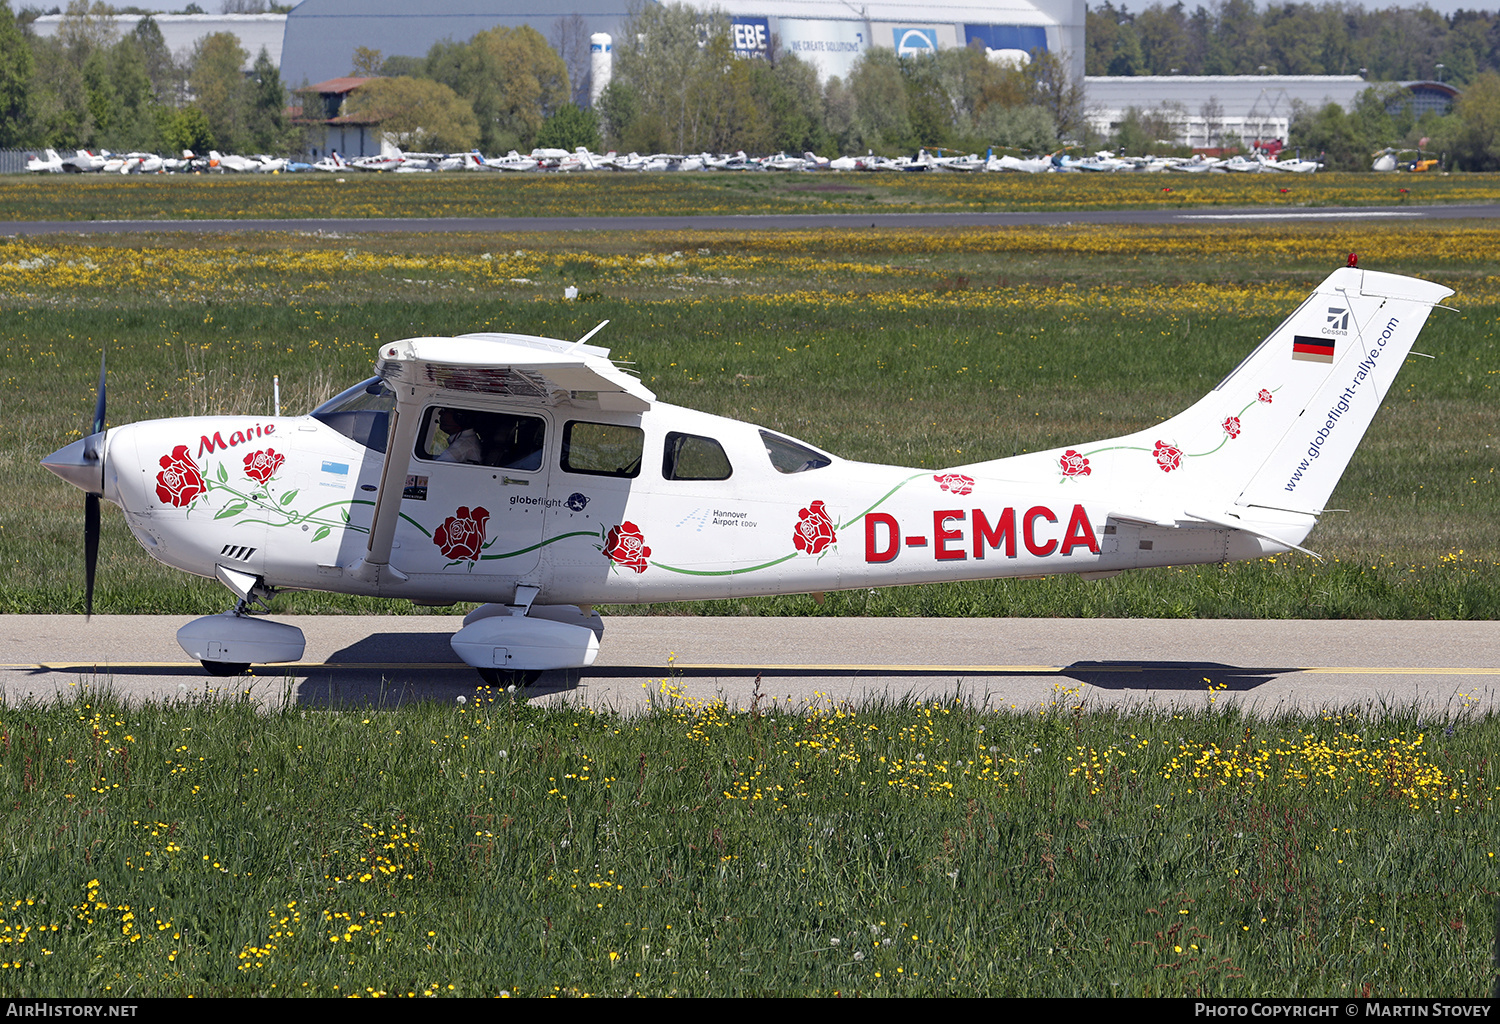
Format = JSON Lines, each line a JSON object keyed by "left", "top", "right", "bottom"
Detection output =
{"left": 177, "top": 569, "right": 305, "bottom": 677}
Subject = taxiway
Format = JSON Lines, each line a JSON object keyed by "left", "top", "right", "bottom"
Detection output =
{"left": 2, "top": 615, "right": 1495, "bottom": 716}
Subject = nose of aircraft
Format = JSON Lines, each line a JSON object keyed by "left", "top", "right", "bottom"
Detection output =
{"left": 41, "top": 433, "right": 105, "bottom": 494}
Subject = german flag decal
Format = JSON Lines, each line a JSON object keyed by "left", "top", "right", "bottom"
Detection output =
{"left": 1292, "top": 335, "right": 1336, "bottom": 363}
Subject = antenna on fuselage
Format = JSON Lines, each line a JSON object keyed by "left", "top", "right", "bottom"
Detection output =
{"left": 568, "top": 320, "right": 610, "bottom": 351}
{"left": 273, "top": 374, "right": 281, "bottom": 417}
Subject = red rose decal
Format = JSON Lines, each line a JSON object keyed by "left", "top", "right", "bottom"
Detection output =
{"left": 155, "top": 445, "right": 206, "bottom": 507}
{"left": 1258, "top": 389, "right": 1273, "bottom": 404}
{"left": 1059, "top": 450, "right": 1091, "bottom": 477}
{"left": 1153, "top": 440, "right": 1182, "bottom": 473}
{"left": 434, "top": 505, "right": 489, "bottom": 561}
{"left": 604, "top": 522, "right": 651, "bottom": 573}
{"left": 933, "top": 473, "right": 974, "bottom": 495}
{"left": 794, "top": 500, "right": 836, "bottom": 555}
{"left": 243, "top": 448, "right": 284, "bottom": 484}
{"left": 1222, "top": 416, "right": 1242, "bottom": 439}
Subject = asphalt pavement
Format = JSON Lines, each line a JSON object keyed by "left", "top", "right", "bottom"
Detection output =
{"left": 2, "top": 614, "right": 1496, "bottom": 716}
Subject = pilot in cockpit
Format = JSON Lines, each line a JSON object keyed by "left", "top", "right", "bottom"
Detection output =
{"left": 434, "top": 408, "right": 483, "bottom": 464}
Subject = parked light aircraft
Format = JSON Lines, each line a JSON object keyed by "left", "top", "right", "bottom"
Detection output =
{"left": 42, "top": 267, "right": 1451, "bottom": 680}
{"left": 25, "top": 149, "right": 64, "bottom": 173}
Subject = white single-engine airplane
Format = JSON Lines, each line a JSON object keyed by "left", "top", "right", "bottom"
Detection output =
{"left": 43, "top": 266, "right": 1451, "bottom": 681}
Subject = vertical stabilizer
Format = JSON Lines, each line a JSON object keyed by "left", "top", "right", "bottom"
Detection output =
{"left": 1230, "top": 268, "right": 1452, "bottom": 513}
{"left": 954, "top": 268, "right": 1453, "bottom": 538}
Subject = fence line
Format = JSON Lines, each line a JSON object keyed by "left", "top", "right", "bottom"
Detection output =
{"left": 0, "top": 149, "right": 35, "bottom": 174}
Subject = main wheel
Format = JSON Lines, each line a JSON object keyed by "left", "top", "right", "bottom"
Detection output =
{"left": 476, "top": 668, "right": 542, "bottom": 687}
{"left": 201, "top": 660, "right": 251, "bottom": 677}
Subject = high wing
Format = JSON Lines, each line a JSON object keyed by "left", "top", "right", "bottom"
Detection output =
{"left": 348, "top": 329, "right": 654, "bottom": 585}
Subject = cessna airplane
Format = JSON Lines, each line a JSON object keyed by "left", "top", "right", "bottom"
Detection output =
{"left": 43, "top": 266, "right": 1452, "bottom": 681}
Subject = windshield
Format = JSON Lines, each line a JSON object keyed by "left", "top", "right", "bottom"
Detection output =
{"left": 311, "top": 377, "right": 396, "bottom": 452}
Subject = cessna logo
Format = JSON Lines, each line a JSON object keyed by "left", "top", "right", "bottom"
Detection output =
{"left": 1322, "top": 306, "right": 1350, "bottom": 335}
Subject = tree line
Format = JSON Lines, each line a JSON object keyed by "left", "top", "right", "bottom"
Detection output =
{"left": 0, "top": 1, "right": 291, "bottom": 154}
{"left": 595, "top": 3, "right": 1081, "bottom": 157}
{"left": 1282, "top": 74, "right": 1500, "bottom": 171}
{"left": 1088, "top": 0, "right": 1499, "bottom": 82}
{"left": 3, "top": 0, "right": 1496, "bottom": 169}
{"left": 1086, "top": 2, "right": 1500, "bottom": 170}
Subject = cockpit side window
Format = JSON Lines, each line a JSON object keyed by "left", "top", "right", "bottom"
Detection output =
{"left": 415, "top": 406, "right": 547, "bottom": 469}
{"left": 662, "top": 431, "right": 732, "bottom": 481}
{"left": 561, "top": 421, "right": 643, "bottom": 478}
{"left": 311, "top": 377, "right": 395, "bottom": 453}
{"left": 760, "top": 430, "right": 832, "bottom": 474}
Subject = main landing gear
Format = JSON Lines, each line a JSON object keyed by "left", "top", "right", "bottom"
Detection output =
{"left": 451, "top": 595, "right": 603, "bottom": 687}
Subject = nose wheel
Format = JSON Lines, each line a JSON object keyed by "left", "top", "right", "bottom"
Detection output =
{"left": 477, "top": 668, "right": 542, "bottom": 688}
{"left": 178, "top": 605, "right": 305, "bottom": 678}
{"left": 201, "top": 660, "right": 251, "bottom": 677}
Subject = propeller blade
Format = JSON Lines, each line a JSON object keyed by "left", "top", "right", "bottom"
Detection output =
{"left": 84, "top": 492, "right": 99, "bottom": 618}
{"left": 92, "top": 349, "right": 106, "bottom": 436}
{"left": 86, "top": 348, "right": 105, "bottom": 618}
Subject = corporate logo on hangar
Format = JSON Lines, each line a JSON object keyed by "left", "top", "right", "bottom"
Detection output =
{"left": 894, "top": 27, "right": 938, "bottom": 55}
{"left": 732, "top": 17, "right": 771, "bottom": 58}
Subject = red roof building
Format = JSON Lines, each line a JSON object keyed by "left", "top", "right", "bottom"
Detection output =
{"left": 294, "top": 76, "right": 384, "bottom": 158}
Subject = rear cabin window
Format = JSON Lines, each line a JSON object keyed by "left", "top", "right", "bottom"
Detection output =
{"left": 760, "top": 430, "right": 832, "bottom": 474}
{"left": 415, "top": 407, "right": 546, "bottom": 470}
{"left": 561, "top": 421, "right": 644, "bottom": 478}
{"left": 662, "top": 431, "right": 732, "bottom": 481}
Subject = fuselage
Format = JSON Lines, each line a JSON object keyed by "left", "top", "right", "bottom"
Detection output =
{"left": 87, "top": 383, "right": 1279, "bottom": 609}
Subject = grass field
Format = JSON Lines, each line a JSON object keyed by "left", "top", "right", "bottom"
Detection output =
{"left": 0, "top": 684, "right": 1493, "bottom": 997}
{"left": 5, "top": 219, "right": 1497, "bottom": 618}
{"left": 0, "top": 170, "right": 1498, "bottom": 222}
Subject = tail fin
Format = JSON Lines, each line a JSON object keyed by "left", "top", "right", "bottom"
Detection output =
{"left": 959, "top": 268, "right": 1452, "bottom": 531}
{"left": 1228, "top": 268, "right": 1451, "bottom": 513}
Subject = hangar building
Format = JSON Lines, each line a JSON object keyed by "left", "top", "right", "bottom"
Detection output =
{"left": 278, "top": 0, "right": 1085, "bottom": 90}
{"left": 1083, "top": 76, "right": 1461, "bottom": 149}
{"left": 28, "top": 12, "right": 287, "bottom": 72}
{"left": 1084, "top": 75, "right": 1369, "bottom": 149}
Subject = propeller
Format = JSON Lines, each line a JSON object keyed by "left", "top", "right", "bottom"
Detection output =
{"left": 40, "top": 348, "right": 111, "bottom": 617}
{"left": 83, "top": 351, "right": 106, "bottom": 617}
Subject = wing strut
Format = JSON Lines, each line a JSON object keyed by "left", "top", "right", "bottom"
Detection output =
{"left": 348, "top": 401, "right": 423, "bottom": 586}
